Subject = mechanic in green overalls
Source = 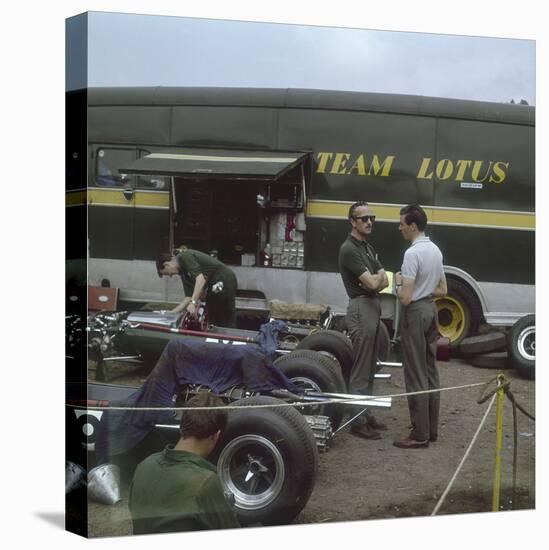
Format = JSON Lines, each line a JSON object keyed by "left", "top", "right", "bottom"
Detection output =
{"left": 129, "top": 393, "right": 239, "bottom": 534}
{"left": 156, "top": 246, "right": 238, "bottom": 327}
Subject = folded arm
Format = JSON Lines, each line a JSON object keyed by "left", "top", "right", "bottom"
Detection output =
{"left": 359, "top": 268, "right": 389, "bottom": 292}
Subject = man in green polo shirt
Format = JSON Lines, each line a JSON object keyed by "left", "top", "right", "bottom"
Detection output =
{"left": 156, "top": 247, "right": 238, "bottom": 327}
{"left": 339, "top": 201, "right": 389, "bottom": 439}
{"left": 129, "top": 393, "right": 240, "bottom": 534}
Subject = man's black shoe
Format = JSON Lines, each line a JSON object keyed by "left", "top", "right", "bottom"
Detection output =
{"left": 393, "top": 436, "right": 429, "bottom": 449}
{"left": 350, "top": 424, "right": 382, "bottom": 440}
{"left": 367, "top": 416, "right": 388, "bottom": 431}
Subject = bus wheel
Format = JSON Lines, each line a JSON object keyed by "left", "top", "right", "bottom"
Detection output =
{"left": 435, "top": 279, "right": 481, "bottom": 348}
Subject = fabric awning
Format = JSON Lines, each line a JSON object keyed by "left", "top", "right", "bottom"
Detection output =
{"left": 118, "top": 148, "right": 309, "bottom": 181}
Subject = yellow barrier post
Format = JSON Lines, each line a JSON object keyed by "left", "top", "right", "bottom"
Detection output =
{"left": 492, "top": 374, "right": 506, "bottom": 511}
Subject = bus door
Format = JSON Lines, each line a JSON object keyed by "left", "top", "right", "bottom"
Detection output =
{"left": 88, "top": 145, "right": 137, "bottom": 260}
{"left": 88, "top": 146, "right": 171, "bottom": 261}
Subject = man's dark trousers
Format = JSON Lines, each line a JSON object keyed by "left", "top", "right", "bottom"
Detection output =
{"left": 345, "top": 295, "right": 380, "bottom": 425}
{"left": 400, "top": 298, "right": 440, "bottom": 441}
{"left": 207, "top": 267, "right": 237, "bottom": 327}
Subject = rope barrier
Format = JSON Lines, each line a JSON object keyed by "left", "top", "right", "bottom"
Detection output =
{"left": 502, "top": 385, "right": 535, "bottom": 510}
{"left": 432, "top": 373, "right": 535, "bottom": 515}
{"left": 65, "top": 381, "right": 488, "bottom": 412}
{"left": 478, "top": 375, "right": 534, "bottom": 510}
{"left": 431, "top": 392, "right": 497, "bottom": 516}
{"left": 68, "top": 368, "right": 535, "bottom": 517}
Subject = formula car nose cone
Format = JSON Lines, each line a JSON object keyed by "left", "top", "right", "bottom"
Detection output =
{"left": 87, "top": 463, "right": 121, "bottom": 505}
{"left": 65, "top": 461, "right": 87, "bottom": 494}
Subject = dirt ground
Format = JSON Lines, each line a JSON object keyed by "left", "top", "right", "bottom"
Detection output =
{"left": 82, "top": 354, "right": 535, "bottom": 537}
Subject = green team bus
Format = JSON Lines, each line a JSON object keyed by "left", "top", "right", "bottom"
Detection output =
{"left": 66, "top": 86, "right": 535, "bottom": 346}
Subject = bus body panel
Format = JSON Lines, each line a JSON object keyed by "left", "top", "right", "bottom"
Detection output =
{"left": 81, "top": 87, "right": 534, "bottom": 326}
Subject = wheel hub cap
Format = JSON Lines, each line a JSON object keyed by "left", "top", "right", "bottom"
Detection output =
{"left": 218, "top": 434, "right": 285, "bottom": 510}
{"left": 518, "top": 326, "right": 535, "bottom": 361}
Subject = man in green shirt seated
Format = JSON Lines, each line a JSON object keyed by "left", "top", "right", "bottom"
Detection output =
{"left": 156, "top": 247, "right": 238, "bottom": 327}
{"left": 129, "top": 394, "right": 240, "bottom": 534}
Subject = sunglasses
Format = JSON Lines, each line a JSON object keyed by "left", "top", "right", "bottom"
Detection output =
{"left": 353, "top": 215, "right": 376, "bottom": 223}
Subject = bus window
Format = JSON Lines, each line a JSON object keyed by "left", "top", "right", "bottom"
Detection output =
{"left": 94, "top": 147, "right": 135, "bottom": 187}
{"left": 136, "top": 176, "right": 169, "bottom": 190}
{"left": 136, "top": 149, "right": 169, "bottom": 189}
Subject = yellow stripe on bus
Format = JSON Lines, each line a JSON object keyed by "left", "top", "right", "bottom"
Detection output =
{"left": 306, "top": 201, "right": 535, "bottom": 230}
{"left": 66, "top": 190, "right": 87, "bottom": 207}
{"left": 134, "top": 193, "right": 170, "bottom": 209}
{"left": 66, "top": 189, "right": 170, "bottom": 209}
{"left": 68, "top": 192, "right": 535, "bottom": 230}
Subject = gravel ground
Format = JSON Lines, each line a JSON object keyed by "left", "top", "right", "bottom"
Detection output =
{"left": 76, "top": 353, "right": 535, "bottom": 538}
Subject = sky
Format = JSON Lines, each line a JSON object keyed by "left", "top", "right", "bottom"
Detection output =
{"left": 82, "top": 11, "right": 536, "bottom": 105}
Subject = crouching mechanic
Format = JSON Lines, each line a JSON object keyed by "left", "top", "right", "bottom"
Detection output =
{"left": 156, "top": 247, "right": 238, "bottom": 327}
{"left": 129, "top": 393, "right": 240, "bottom": 534}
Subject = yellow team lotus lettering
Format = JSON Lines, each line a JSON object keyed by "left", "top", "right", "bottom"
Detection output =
{"left": 417, "top": 158, "right": 509, "bottom": 184}
{"left": 317, "top": 152, "right": 395, "bottom": 177}
{"left": 317, "top": 152, "right": 509, "bottom": 184}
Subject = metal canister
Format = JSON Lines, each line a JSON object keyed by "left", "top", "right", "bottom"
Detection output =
{"left": 211, "top": 281, "right": 224, "bottom": 294}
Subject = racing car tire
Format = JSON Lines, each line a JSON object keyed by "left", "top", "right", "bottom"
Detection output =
{"left": 274, "top": 349, "right": 346, "bottom": 429}
{"left": 507, "top": 314, "right": 535, "bottom": 380}
{"left": 296, "top": 330, "right": 353, "bottom": 383}
{"left": 213, "top": 396, "right": 318, "bottom": 526}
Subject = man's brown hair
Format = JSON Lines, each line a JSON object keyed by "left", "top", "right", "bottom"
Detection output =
{"left": 155, "top": 253, "right": 174, "bottom": 278}
{"left": 400, "top": 204, "right": 428, "bottom": 231}
{"left": 348, "top": 201, "right": 369, "bottom": 220}
{"left": 179, "top": 393, "right": 228, "bottom": 439}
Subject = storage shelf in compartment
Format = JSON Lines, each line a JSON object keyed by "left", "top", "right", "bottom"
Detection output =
{"left": 261, "top": 265, "right": 304, "bottom": 270}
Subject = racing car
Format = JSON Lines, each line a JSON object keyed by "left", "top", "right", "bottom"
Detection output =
{"left": 66, "top": 308, "right": 393, "bottom": 526}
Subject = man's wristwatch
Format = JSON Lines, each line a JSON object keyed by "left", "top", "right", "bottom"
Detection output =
{"left": 191, "top": 299, "right": 197, "bottom": 305}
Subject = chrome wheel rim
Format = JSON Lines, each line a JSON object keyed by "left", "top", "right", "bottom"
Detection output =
{"left": 518, "top": 326, "right": 535, "bottom": 361}
{"left": 218, "top": 434, "right": 285, "bottom": 510}
{"left": 290, "top": 376, "right": 323, "bottom": 415}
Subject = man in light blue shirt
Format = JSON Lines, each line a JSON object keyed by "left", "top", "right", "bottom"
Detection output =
{"left": 394, "top": 204, "right": 447, "bottom": 449}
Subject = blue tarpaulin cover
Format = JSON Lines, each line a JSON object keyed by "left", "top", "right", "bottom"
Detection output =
{"left": 256, "top": 319, "right": 288, "bottom": 361}
{"left": 96, "top": 334, "right": 300, "bottom": 458}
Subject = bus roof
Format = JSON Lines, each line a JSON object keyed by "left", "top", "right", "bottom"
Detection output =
{"left": 85, "top": 86, "right": 534, "bottom": 126}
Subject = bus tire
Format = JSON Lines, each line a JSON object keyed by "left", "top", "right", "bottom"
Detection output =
{"left": 507, "top": 314, "right": 535, "bottom": 379}
{"left": 296, "top": 330, "right": 353, "bottom": 383}
{"left": 213, "top": 396, "right": 318, "bottom": 526}
{"left": 459, "top": 332, "right": 506, "bottom": 356}
{"left": 274, "top": 350, "right": 346, "bottom": 430}
{"left": 436, "top": 278, "right": 481, "bottom": 348}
